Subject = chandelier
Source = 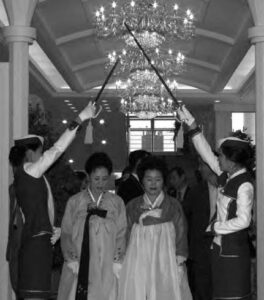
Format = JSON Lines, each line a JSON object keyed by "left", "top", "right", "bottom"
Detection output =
{"left": 95, "top": 0, "right": 195, "bottom": 48}
{"left": 107, "top": 47, "right": 185, "bottom": 77}
{"left": 117, "top": 78, "right": 179, "bottom": 119}
{"left": 94, "top": 0, "right": 194, "bottom": 118}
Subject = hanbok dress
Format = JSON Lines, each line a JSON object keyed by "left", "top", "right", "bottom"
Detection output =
{"left": 118, "top": 191, "right": 192, "bottom": 300}
{"left": 57, "top": 189, "right": 127, "bottom": 300}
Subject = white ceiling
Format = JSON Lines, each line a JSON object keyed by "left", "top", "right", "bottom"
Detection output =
{"left": 0, "top": 0, "right": 256, "bottom": 107}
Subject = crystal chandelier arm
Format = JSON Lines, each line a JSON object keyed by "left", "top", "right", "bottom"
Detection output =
{"left": 124, "top": 22, "right": 179, "bottom": 108}
{"left": 93, "top": 58, "right": 120, "bottom": 104}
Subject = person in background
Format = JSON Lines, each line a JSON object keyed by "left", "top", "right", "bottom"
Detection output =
{"left": 115, "top": 166, "right": 131, "bottom": 193}
{"left": 6, "top": 164, "right": 24, "bottom": 300}
{"left": 167, "top": 166, "right": 190, "bottom": 204}
{"left": 117, "top": 150, "right": 150, "bottom": 205}
{"left": 8, "top": 102, "right": 97, "bottom": 300}
{"left": 74, "top": 170, "right": 88, "bottom": 191}
{"left": 178, "top": 105, "right": 255, "bottom": 300}
{"left": 118, "top": 156, "right": 192, "bottom": 300}
{"left": 183, "top": 158, "right": 218, "bottom": 300}
{"left": 57, "top": 152, "right": 127, "bottom": 300}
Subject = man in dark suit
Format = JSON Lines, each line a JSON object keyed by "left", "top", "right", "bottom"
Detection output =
{"left": 183, "top": 158, "right": 218, "bottom": 300}
{"left": 117, "top": 150, "right": 150, "bottom": 205}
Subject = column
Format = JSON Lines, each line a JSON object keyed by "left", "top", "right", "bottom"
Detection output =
{"left": 0, "top": 63, "right": 12, "bottom": 300}
{"left": 248, "top": 0, "right": 264, "bottom": 299}
{"left": 1, "top": 1, "right": 38, "bottom": 299}
{"left": 3, "top": 0, "right": 38, "bottom": 138}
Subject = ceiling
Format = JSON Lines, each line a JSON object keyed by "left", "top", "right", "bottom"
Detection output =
{"left": 0, "top": 0, "right": 256, "bottom": 108}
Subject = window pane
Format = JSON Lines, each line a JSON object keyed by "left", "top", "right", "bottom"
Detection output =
{"left": 232, "top": 113, "right": 255, "bottom": 144}
{"left": 153, "top": 131, "right": 175, "bottom": 152}
{"left": 154, "top": 119, "right": 175, "bottom": 129}
{"left": 130, "top": 120, "right": 151, "bottom": 129}
{"left": 129, "top": 131, "right": 152, "bottom": 152}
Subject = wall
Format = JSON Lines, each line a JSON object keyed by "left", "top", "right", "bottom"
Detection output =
{"left": 29, "top": 78, "right": 128, "bottom": 172}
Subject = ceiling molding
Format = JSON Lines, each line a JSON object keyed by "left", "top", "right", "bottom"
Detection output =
{"left": 56, "top": 29, "right": 96, "bottom": 46}
{"left": 210, "top": 12, "right": 253, "bottom": 93}
{"left": 29, "top": 61, "right": 58, "bottom": 94}
{"left": 186, "top": 57, "right": 221, "bottom": 72}
{"left": 72, "top": 57, "right": 107, "bottom": 72}
{"left": 196, "top": 28, "right": 235, "bottom": 45}
{"left": 238, "top": 71, "right": 255, "bottom": 97}
{"left": 32, "top": 9, "right": 85, "bottom": 92}
{"left": 177, "top": 78, "right": 211, "bottom": 92}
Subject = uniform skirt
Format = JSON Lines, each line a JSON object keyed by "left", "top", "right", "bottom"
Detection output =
{"left": 18, "top": 234, "right": 53, "bottom": 299}
{"left": 211, "top": 243, "right": 251, "bottom": 299}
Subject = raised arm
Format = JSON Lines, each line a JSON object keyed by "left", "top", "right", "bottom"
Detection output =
{"left": 25, "top": 102, "right": 97, "bottom": 178}
{"left": 177, "top": 105, "right": 221, "bottom": 176}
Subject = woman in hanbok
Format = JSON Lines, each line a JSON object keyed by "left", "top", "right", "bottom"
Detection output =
{"left": 57, "top": 152, "right": 127, "bottom": 300}
{"left": 177, "top": 105, "right": 255, "bottom": 300}
{"left": 118, "top": 156, "right": 192, "bottom": 300}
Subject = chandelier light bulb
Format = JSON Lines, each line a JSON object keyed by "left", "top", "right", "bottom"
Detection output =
{"left": 95, "top": 10, "right": 100, "bottom": 17}
{"left": 130, "top": 1, "right": 135, "bottom": 7}
{"left": 100, "top": 6, "right": 104, "bottom": 13}
{"left": 168, "top": 49, "right": 173, "bottom": 55}
{"left": 174, "top": 4, "right": 179, "bottom": 10}
{"left": 112, "top": 1, "right": 117, "bottom": 8}
{"left": 153, "top": 2, "right": 158, "bottom": 9}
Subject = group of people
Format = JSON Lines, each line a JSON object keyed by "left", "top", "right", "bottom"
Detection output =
{"left": 7, "top": 102, "right": 255, "bottom": 300}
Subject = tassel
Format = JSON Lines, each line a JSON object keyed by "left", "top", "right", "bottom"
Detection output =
{"left": 84, "top": 120, "right": 93, "bottom": 144}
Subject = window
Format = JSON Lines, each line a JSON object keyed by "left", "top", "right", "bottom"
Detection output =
{"left": 232, "top": 113, "right": 255, "bottom": 144}
{"left": 129, "top": 118, "right": 183, "bottom": 152}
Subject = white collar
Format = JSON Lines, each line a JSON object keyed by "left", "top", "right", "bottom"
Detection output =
{"left": 87, "top": 187, "right": 104, "bottom": 207}
{"left": 143, "top": 191, "right": 164, "bottom": 209}
{"left": 228, "top": 168, "right": 247, "bottom": 180}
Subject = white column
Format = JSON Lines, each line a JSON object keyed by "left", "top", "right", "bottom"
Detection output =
{"left": 2, "top": 0, "right": 38, "bottom": 138}
{"left": 1, "top": 2, "right": 38, "bottom": 299}
{"left": 0, "top": 63, "right": 12, "bottom": 300}
{"left": 3, "top": 26, "right": 36, "bottom": 137}
{"left": 248, "top": 0, "right": 264, "bottom": 299}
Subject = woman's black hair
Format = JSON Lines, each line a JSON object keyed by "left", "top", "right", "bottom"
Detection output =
{"left": 85, "top": 152, "right": 113, "bottom": 175}
{"left": 220, "top": 144, "right": 255, "bottom": 171}
{"left": 9, "top": 139, "right": 42, "bottom": 168}
{"left": 137, "top": 156, "right": 168, "bottom": 183}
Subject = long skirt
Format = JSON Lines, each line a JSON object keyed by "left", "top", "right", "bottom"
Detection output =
{"left": 118, "top": 222, "right": 192, "bottom": 300}
{"left": 18, "top": 234, "right": 52, "bottom": 299}
{"left": 211, "top": 243, "right": 251, "bottom": 299}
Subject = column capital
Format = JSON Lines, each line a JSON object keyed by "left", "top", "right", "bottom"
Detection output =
{"left": 248, "top": 26, "right": 264, "bottom": 44}
{"left": 3, "top": 25, "right": 36, "bottom": 44}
